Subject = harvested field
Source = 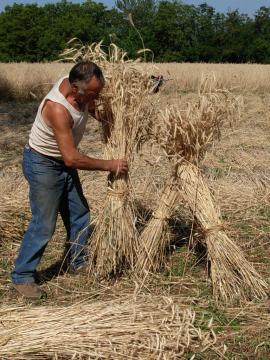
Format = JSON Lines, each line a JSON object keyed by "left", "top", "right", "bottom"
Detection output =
{"left": 0, "top": 62, "right": 269, "bottom": 359}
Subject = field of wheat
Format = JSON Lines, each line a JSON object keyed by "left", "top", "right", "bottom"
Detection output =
{"left": 0, "top": 62, "right": 269, "bottom": 359}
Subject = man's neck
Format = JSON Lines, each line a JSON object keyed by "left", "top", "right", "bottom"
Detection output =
{"left": 59, "top": 78, "right": 85, "bottom": 111}
{"left": 67, "top": 94, "right": 85, "bottom": 112}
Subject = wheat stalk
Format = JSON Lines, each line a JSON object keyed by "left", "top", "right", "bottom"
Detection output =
{"left": 0, "top": 295, "right": 218, "bottom": 359}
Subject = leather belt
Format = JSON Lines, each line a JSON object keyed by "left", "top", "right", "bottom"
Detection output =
{"left": 28, "top": 144, "right": 64, "bottom": 163}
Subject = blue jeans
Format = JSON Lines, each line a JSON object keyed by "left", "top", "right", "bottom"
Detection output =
{"left": 11, "top": 145, "right": 90, "bottom": 284}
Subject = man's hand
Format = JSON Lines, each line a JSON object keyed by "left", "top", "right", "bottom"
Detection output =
{"left": 107, "top": 159, "right": 128, "bottom": 175}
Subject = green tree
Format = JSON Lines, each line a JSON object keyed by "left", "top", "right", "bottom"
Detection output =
{"left": 195, "top": 3, "right": 219, "bottom": 62}
{"left": 38, "top": 0, "right": 110, "bottom": 61}
{"left": 252, "top": 6, "right": 270, "bottom": 63}
{"left": 220, "top": 10, "right": 251, "bottom": 62}
{"left": 153, "top": 1, "right": 184, "bottom": 61}
{"left": 0, "top": 4, "right": 44, "bottom": 61}
{"left": 0, "top": 1, "right": 270, "bottom": 63}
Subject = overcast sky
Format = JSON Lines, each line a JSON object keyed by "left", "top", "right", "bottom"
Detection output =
{"left": 1, "top": 0, "right": 270, "bottom": 15}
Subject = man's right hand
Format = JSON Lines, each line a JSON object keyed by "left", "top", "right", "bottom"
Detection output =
{"left": 107, "top": 159, "right": 128, "bottom": 175}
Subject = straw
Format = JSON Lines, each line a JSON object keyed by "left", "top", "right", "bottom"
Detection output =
{"left": 0, "top": 295, "right": 218, "bottom": 359}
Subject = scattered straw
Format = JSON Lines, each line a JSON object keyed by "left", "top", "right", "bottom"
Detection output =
{"left": 0, "top": 171, "right": 29, "bottom": 243}
{"left": 0, "top": 295, "right": 218, "bottom": 359}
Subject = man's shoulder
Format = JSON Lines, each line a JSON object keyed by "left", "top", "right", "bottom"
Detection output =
{"left": 44, "top": 100, "right": 70, "bottom": 117}
{"left": 42, "top": 100, "right": 72, "bottom": 128}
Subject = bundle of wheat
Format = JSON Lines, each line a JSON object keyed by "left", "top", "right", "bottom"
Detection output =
{"left": 135, "top": 179, "right": 178, "bottom": 275}
{"left": 61, "top": 42, "right": 155, "bottom": 277}
{"left": 91, "top": 64, "right": 155, "bottom": 277}
{"left": 153, "top": 75, "right": 268, "bottom": 303}
{"left": 177, "top": 162, "right": 268, "bottom": 303}
{"left": 0, "top": 296, "right": 218, "bottom": 359}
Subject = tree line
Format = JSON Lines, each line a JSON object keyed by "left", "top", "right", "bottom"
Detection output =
{"left": 1, "top": 0, "right": 270, "bottom": 63}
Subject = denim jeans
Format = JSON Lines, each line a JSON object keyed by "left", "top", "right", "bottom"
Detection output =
{"left": 11, "top": 145, "right": 90, "bottom": 284}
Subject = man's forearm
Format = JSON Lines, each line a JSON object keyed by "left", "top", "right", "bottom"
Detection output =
{"left": 64, "top": 151, "right": 109, "bottom": 171}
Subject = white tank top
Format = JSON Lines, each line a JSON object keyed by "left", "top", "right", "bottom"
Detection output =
{"left": 29, "top": 76, "right": 89, "bottom": 159}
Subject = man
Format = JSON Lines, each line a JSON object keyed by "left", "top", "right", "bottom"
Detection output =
{"left": 11, "top": 61, "right": 128, "bottom": 299}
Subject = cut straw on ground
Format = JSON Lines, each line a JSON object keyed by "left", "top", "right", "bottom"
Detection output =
{"left": 0, "top": 295, "right": 219, "bottom": 359}
{"left": 0, "top": 171, "right": 30, "bottom": 243}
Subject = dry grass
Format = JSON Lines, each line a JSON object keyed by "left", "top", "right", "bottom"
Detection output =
{"left": 141, "top": 62, "right": 270, "bottom": 94}
{"left": 0, "top": 62, "right": 71, "bottom": 100}
{"left": 0, "top": 295, "right": 221, "bottom": 359}
{"left": 0, "top": 62, "right": 269, "bottom": 358}
{"left": 0, "top": 168, "right": 30, "bottom": 243}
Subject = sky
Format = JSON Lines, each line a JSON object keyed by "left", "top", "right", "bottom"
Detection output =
{"left": 1, "top": 0, "right": 270, "bottom": 15}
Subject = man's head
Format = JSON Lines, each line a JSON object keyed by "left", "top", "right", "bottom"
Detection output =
{"left": 69, "top": 61, "right": 105, "bottom": 104}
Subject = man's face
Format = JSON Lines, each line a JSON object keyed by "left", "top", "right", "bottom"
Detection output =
{"left": 75, "top": 76, "right": 104, "bottom": 104}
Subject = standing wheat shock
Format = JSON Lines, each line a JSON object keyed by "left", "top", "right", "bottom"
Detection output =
{"left": 140, "top": 73, "right": 267, "bottom": 303}
{"left": 135, "top": 73, "right": 236, "bottom": 278}
{"left": 90, "top": 63, "right": 155, "bottom": 277}
{"left": 61, "top": 42, "right": 156, "bottom": 277}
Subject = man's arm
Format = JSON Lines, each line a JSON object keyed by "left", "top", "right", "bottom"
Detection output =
{"left": 42, "top": 102, "right": 128, "bottom": 173}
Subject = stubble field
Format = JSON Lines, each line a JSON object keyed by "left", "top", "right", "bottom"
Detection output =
{"left": 0, "top": 62, "right": 269, "bottom": 359}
